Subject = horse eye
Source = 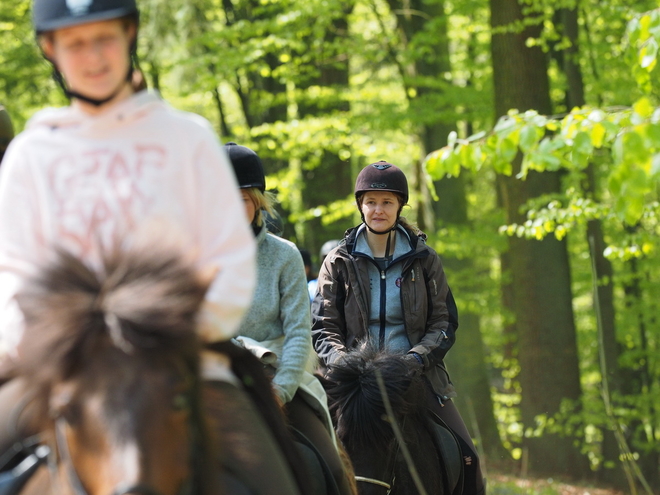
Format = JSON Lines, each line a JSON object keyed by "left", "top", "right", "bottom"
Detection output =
{"left": 172, "top": 393, "right": 189, "bottom": 411}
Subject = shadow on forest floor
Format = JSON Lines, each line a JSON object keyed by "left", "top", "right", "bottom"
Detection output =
{"left": 490, "top": 473, "right": 627, "bottom": 495}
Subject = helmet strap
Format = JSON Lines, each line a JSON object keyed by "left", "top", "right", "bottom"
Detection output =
{"left": 360, "top": 205, "right": 402, "bottom": 237}
{"left": 53, "top": 62, "right": 134, "bottom": 107}
{"left": 48, "top": 30, "right": 139, "bottom": 108}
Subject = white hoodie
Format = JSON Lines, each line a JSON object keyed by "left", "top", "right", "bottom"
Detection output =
{"left": 0, "top": 91, "right": 256, "bottom": 356}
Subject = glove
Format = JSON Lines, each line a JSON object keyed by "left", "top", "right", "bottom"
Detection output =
{"left": 402, "top": 352, "right": 424, "bottom": 376}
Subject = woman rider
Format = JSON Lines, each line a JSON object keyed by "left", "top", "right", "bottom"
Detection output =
{"left": 225, "top": 142, "right": 354, "bottom": 495}
{"left": 312, "top": 161, "right": 486, "bottom": 495}
{"left": 0, "top": 2, "right": 328, "bottom": 492}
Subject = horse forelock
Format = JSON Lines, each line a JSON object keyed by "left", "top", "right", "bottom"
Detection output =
{"left": 16, "top": 246, "right": 207, "bottom": 384}
{"left": 327, "top": 347, "right": 423, "bottom": 450}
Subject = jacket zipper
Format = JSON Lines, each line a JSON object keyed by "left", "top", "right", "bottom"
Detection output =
{"left": 353, "top": 250, "right": 421, "bottom": 350}
{"left": 344, "top": 226, "right": 431, "bottom": 347}
{"left": 379, "top": 269, "right": 386, "bottom": 349}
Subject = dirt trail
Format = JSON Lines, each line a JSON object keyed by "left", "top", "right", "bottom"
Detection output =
{"left": 491, "top": 473, "right": 627, "bottom": 495}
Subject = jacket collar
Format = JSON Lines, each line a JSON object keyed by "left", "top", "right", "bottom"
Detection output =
{"left": 344, "top": 223, "right": 424, "bottom": 256}
{"left": 253, "top": 222, "right": 268, "bottom": 244}
{"left": 353, "top": 224, "right": 413, "bottom": 260}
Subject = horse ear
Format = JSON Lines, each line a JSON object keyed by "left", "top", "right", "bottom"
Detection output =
{"left": 196, "top": 265, "right": 219, "bottom": 294}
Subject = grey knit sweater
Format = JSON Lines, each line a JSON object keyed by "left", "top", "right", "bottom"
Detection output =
{"left": 235, "top": 226, "right": 312, "bottom": 403}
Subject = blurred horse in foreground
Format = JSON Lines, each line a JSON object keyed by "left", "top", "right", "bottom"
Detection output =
{"left": 0, "top": 243, "right": 326, "bottom": 495}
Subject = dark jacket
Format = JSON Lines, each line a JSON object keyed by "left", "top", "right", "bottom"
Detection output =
{"left": 311, "top": 224, "right": 458, "bottom": 399}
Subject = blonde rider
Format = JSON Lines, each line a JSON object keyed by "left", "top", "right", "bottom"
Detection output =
{"left": 226, "top": 142, "right": 353, "bottom": 495}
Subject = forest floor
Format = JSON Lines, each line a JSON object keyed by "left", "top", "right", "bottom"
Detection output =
{"left": 489, "top": 473, "right": 628, "bottom": 495}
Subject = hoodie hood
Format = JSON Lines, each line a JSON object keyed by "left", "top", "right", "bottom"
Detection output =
{"left": 26, "top": 90, "right": 163, "bottom": 136}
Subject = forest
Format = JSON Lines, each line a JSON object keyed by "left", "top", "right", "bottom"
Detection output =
{"left": 1, "top": 0, "right": 659, "bottom": 492}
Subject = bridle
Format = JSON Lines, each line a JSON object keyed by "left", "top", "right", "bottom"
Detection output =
{"left": 352, "top": 417, "right": 404, "bottom": 494}
{"left": 354, "top": 475, "right": 394, "bottom": 493}
{"left": 353, "top": 441, "right": 399, "bottom": 493}
{"left": 53, "top": 418, "right": 183, "bottom": 495}
{"left": 48, "top": 371, "right": 202, "bottom": 495}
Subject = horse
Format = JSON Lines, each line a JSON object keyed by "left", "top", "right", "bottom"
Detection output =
{"left": 0, "top": 243, "right": 322, "bottom": 495}
{"left": 324, "top": 345, "right": 463, "bottom": 495}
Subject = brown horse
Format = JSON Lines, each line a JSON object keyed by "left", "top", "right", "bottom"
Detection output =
{"left": 0, "top": 243, "right": 317, "bottom": 495}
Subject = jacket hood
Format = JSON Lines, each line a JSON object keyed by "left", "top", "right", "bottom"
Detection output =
{"left": 26, "top": 90, "right": 162, "bottom": 136}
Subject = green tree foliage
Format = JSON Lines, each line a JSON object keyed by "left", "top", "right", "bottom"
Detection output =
{"left": 0, "top": 0, "right": 63, "bottom": 128}
{"left": 6, "top": 0, "right": 660, "bottom": 489}
{"left": 426, "top": 8, "right": 660, "bottom": 491}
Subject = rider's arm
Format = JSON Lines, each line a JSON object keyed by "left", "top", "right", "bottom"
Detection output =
{"left": 272, "top": 243, "right": 312, "bottom": 403}
{"left": 311, "top": 256, "right": 349, "bottom": 367}
{"left": 408, "top": 250, "right": 459, "bottom": 369}
{"left": 0, "top": 139, "right": 43, "bottom": 359}
{"left": 192, "top": 128, "right": 256, "bottom": 342}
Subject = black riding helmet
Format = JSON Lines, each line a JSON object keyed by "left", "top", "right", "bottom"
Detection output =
{"left": 354, "top": 161, "right": 409, "bottom": 204}
{"left": 0, "top": 106, "right": 14, "bottom": 163}
{"left": 33, "top": 0, "right": 140, "bottom": 107}
{"left": 224, "top": 142, "right": 266, "bottom": 192}
{"left": 354, "top": 161, "right": 408, "bottom": 236}
{"left": 33, "top": 0, "right": 138, "bottom": 33}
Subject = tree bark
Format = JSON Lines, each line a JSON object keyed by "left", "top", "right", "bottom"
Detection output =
{"left": 296, "top": 3, "right": 355, "bottom": 256}
{"left": 556, "top": 8, "right": 625, "bottom": 485}
{"left": 386, "top": 0, "right": 510, "bottom": 464}
{"left": 491, "top": 0, "right": 588, "bottom": 478}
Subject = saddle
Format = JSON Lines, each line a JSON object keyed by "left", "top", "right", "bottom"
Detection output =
{"left": 289, "top": 427, "right": 341, "bottom": 495}
{"left": 428, "top": 411, "right": 464, "bottom": 495}
{"left": 0, "top": 439, "right": 49, "bottom": 495}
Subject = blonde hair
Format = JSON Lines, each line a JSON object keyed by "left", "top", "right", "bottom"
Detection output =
{"left": 243, "top": 188, "right": 276, "bottom": 227}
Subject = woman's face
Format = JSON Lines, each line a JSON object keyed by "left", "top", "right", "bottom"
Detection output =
{"left": 360, "top": 191, "right": 401, "bottom": 232}
{"left": 42, "top": 19, "right": 134, "bottom": 103}
{"left": 241, "top": 189, "right": 257, "bottom": 224}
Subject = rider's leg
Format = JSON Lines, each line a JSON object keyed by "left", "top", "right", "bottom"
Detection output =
{"left": 203, "top": 380, "right": 302, "bottom": 495}
{"left": 286, "top": 392, "right": 355, "bottom": 495}
{"left": 0, "top": 378, "right": 34, "bottom": 458}
{"left": 427, "top": 395, "right": 485, "bottom": 495}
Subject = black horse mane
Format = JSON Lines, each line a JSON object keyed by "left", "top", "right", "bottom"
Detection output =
{"left": 325, "top": 345, "right": 429, "bottom": 450}
{"left": 15, "top": 244, "right": 208, "bottom": 383}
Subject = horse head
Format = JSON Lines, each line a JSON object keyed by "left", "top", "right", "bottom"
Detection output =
{"left": 14, "top": 244, "right": 214, "bottom": 495}
{"left": 325, "top": 345, "right": 444, "bottom": 495}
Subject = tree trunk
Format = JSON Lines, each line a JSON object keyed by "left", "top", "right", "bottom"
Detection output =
{"left": 296, "top": 6, "right": 355, "bottom": 257}
{"left": 491, "top": 0, "right": 588, "bottom": 479}
{"left": 557, "top": 8, "right": 625, "bottom": 485}
{"left": 386, "top": 0, "right": 509, "bottom": 464}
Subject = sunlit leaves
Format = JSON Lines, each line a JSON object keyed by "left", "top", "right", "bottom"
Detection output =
{"left": 627, "top": 9, "right": 660, "bottom": 94}
{"left": 425, "top": 100, "right": 660, "bottom": 228}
